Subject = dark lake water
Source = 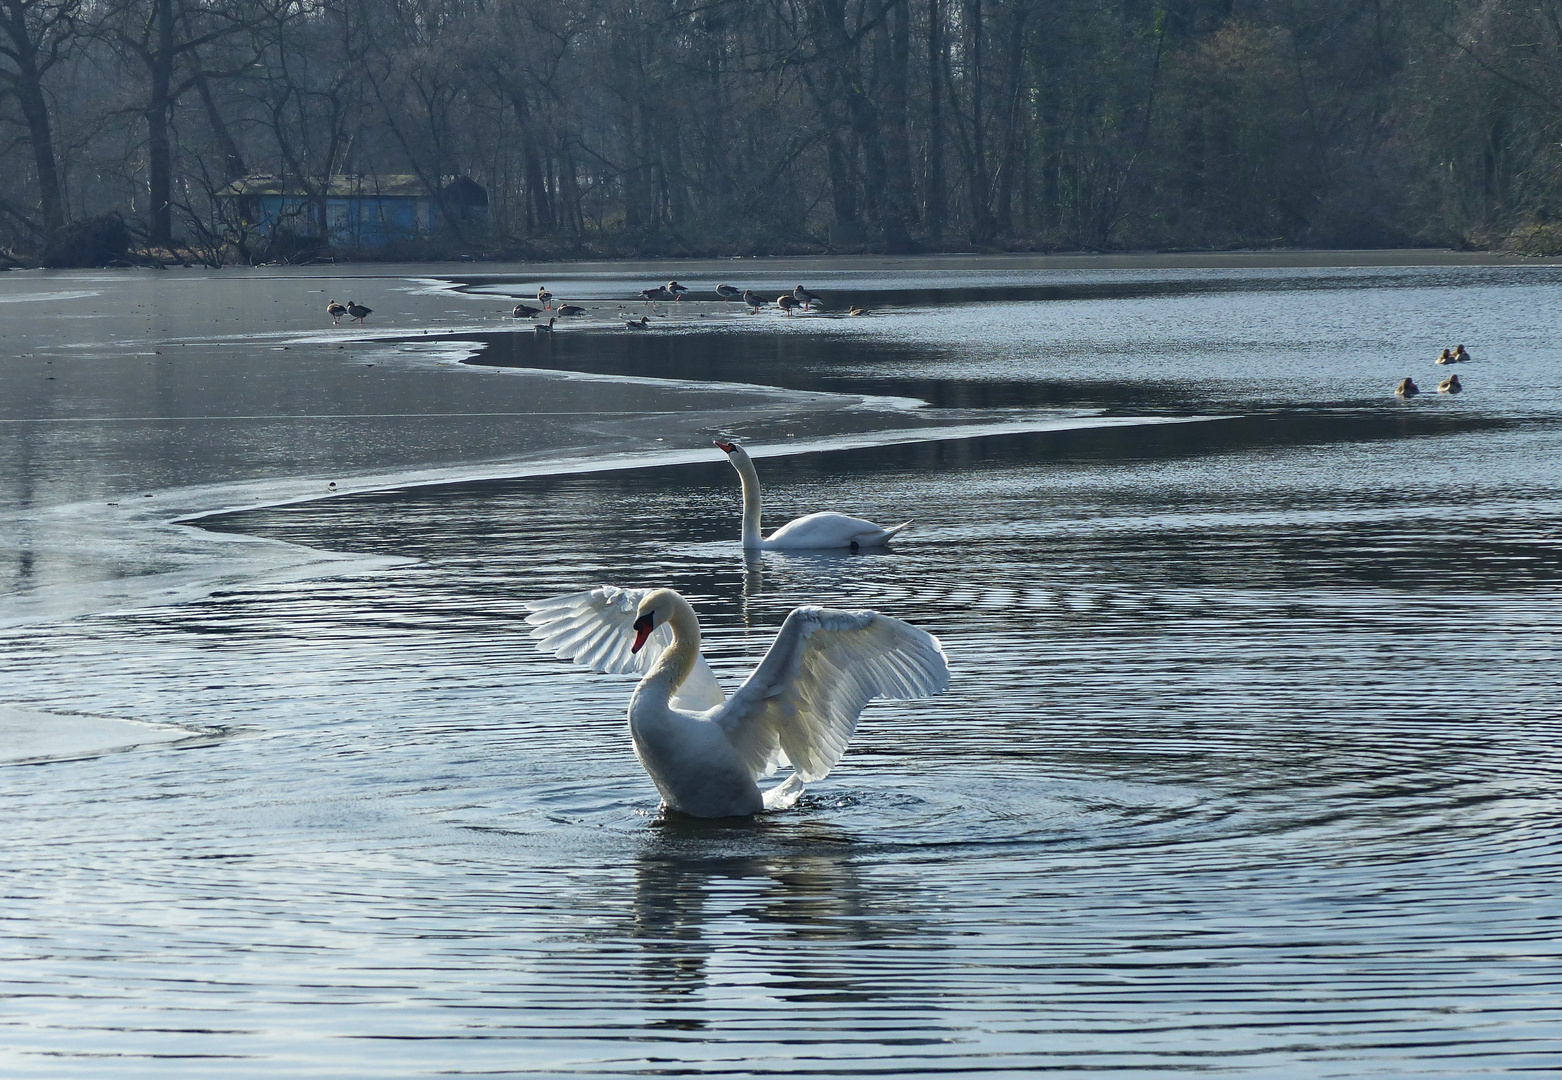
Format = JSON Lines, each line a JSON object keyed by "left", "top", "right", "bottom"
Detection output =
{"left": 2, "top": 258, "right": 1561, "bottom": 1076}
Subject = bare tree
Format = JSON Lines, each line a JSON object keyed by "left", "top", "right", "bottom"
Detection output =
{"left": 100, "top": 0, "right": 263, "bottom": 247}
{"left": 0, "top": 0, "right": 77, "bottom": 231}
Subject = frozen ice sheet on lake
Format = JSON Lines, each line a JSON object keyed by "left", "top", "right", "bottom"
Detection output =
{"left": 0, "top": 704, "right": 200, "bottom": 765}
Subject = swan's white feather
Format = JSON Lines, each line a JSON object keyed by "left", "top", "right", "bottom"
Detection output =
{"left": 717, "top": 607, "right": 950, "bottom": 782}
{"left": 763, "top": 512, "right": 911, "bottom": 549}
{"left": 525, "top": 587, "right": 725, "bottom": 711}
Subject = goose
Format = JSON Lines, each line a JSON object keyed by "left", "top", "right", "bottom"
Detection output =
{"left": 1438, "top": 373, "right": 1462, "bottom": 394}
{"left": 716, "top": 284, "right": 741, "bottom": 302}
{"left": 326, "top": 299, "right": 348, "bottom": 324}
{"left": 346, "top": 300, "right": 372, "bottom": 324}
{"left": 666, "top": 280, "right": 688, "bottom": 300}
{"left": 715, "top": 439, "right": 911, "bottom": 549}
{"left": 513, "top": 302, "right": 542, "bottom": 318}
{"left": 794, "top": 285, "right": 822, "bottom": 310}
{"left": 741, "top": 289, "right": 766, "bottom": 312}
{"left": 640, "top": 285, "right": 674, "bottom": 304}
{"left": 526, "top": 586, "right": 949, "bottom": 817}
{"left": 537, "top": 286, "right": 552, "bottom": 308}
{"left": 776, "top": 294, "right": 801, "bottom": 315}
{"left": 556, "top": 303, "right": 586, "bottom": 316}
{"left": 1395, "top": 377, "right": 1419, "bottom": 397}
{"left": 626, "top": 316, "right": 649, "bottom": 329}
{"left": 535, "top": 317, "right": 555, "bottom": 335}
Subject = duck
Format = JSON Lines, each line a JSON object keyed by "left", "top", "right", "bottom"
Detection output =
{"left": 556, "top": 303, "right": 586, "bottom": 316}
{"left": 1453, "top": 344, "right": 1471, "bottom": 363}
{"left": 715, "top": 439, "right": 911, "bottom": 549}
{"left": 1438, "top": 373, "right": 1462, "bottom": 394}
{"left": 716, "top": 284, "right": 742, "bottom": 302}
{"left": 741, "top": 290, "right": 766, "bottom": 312}
{"left": 346, "top": 301, "right": 372, "bottom": 324}
{"left": 326, "top": 299, "right": 348, "bottom": 324}
{"left": 776, "top": 294, "right": 801, "bottom": 315}
{"left": 512, "top": 302, "right": 542, "bottom": 318}
{"left": 537, "top": 286, "right": 552, "bottom": 308}
{"left": 794, "top": 285, "right": 822, "bottom": 310}
{"left": 626, "top": 316, "right": 649, "bottom": 329}
{"left": 666, "top": 281, "right": 688, "bottom": 300}
{"left": 1436, "top": 348, "right": 1455, "bottom": 365}
{"left": 849, "top": 306, "right": 869, "bottom": 316}
{"left": 534, "top": 317, "right": 555, "bottom": 334}
{"left": 525, "top": 586, "right": 949, "bottom": 817}
{"left": 1395, "top": 377, "right": 1419, "bottom": 397}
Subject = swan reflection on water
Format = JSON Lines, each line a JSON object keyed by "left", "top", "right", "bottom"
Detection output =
{"left": 738, "top": 545, "right": 906, "bottom": 625}
{"left": 627, "top": 816, "right": 933, "bottom": 1012}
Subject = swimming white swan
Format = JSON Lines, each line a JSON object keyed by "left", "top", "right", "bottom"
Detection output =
{"left": 715, "top": 440, "right": 911, "bottom": 549}
{"left": 526, "top": 586, "right": 949, "bottom": 817}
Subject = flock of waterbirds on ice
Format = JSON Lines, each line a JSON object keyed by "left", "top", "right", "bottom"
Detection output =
{"left": 328, "top": 284, "right": 1468, "bottom": 402}
{"left": 510, "top": 281, "right": 869, "bottom": 329}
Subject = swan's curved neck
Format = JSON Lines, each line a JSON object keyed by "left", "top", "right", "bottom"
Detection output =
{"left": 641, "top": 600, "right": 701, "bottom": 699}
{"left": 731, "top": 453, "right": 764, "bottom": 547}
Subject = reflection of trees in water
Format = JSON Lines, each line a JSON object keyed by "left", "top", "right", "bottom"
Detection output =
{"left": 627, "top": 817, "right": 933, "bottom": 1014}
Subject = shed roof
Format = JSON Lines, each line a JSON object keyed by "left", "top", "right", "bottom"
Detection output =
{"left": 224, "top": 174, "right": 481, "bottom": 199}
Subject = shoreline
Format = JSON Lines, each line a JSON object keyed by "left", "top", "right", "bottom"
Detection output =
{"left": 7, "top": 248, "right": 1561, "bottom": 280}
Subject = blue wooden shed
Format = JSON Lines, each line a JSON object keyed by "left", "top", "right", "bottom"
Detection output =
{"left": 224, "top": 174, "right": 488, "bottom": 248}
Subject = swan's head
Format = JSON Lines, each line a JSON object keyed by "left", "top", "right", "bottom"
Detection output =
{"left": 631, "top": 588, "right": 691, "bottom": 653}
{"left": 713, "top": 438, "right": 747, "bottom": 462}
{"left": 631, "top": 611, "right": 655, "bottom": 653}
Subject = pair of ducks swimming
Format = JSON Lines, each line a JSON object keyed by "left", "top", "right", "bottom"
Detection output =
{"left": 1396, "top": 374, "right": 1461, "bottom": 397}
{"left": 527, "top": 440, "right": 947, "bottom": 818}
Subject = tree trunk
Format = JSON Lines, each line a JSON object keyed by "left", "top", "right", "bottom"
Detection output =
{"left": 195, "top": 72, "right": 247, "bottom": 182}
{"left": 505, "top": 87, "right": 554, "bottom": 234}
{"left": 145, "top": 0, "right": 176, "bottom": 247}
{"left": 926, "top": 0, "right": 945, "bottom": 240}
{"left": 0, "top": 0, "right": 68, "bottom": 231}
{"left": 15, "top": 59, "right": 64, "bottom": 230}
{"left": 992, "top": 0, "right": 1030, "bottom": 236}
{"left": 825, "top": 129, "right": 860, "bottom": 243}
{"left": 964, "top": 0, "right": 995, "bottom": 245}
{"left": 878, "top": 0, "right": 916, "bottom": 249}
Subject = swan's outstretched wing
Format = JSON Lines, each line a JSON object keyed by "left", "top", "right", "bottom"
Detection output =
{"left": 524, "top": 587, "right": 725, "bottom": 711}
{"left": 717, "top": 607, "right": 949, "bottom": 782}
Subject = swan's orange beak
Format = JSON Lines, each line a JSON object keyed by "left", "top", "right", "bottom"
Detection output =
{"left": 714, "top": 440, "right": 735, "bottom": 453}
{"left": 631, "top": 612, "right": 654, "bottom": 654}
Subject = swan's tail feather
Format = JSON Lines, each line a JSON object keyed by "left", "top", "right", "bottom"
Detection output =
{"left": 881, "top": 520, "right": 913, "bottom": 542}
{"left": 762, "top": 772, "right": 806, "bottom": 811}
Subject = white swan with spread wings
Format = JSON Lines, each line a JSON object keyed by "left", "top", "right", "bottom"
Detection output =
{"left": 526, "top": 586, "right": 949, "bottom": 817}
